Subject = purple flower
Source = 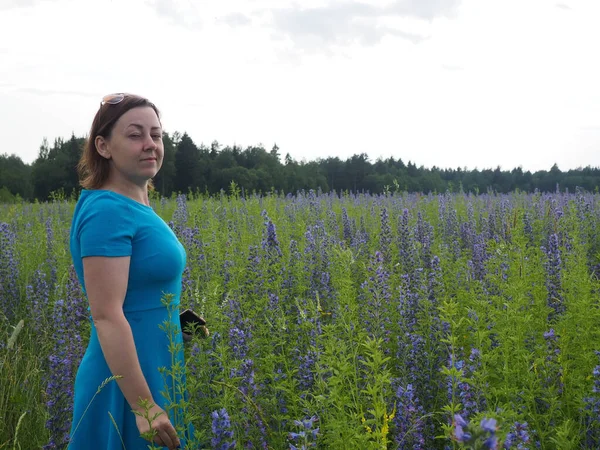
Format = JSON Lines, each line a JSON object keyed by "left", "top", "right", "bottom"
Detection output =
{"left": 341, "top": 207, "right": 352, "bottom": 243}
{"left": 222, "top": 259, "right": 234, "bottom": 292}
{"left": 397, "top": 208, "right": 416, "bottom": 273}
{"left": 45, "top": 217, "right": 57, "bottom": 289}
{"left": 229, "top": 326, "right": 250, "bottom": 360}
{"left": 44, "top": 266, "right": 87, "bottom": 449}
{"left": 297, "top": 349, "right": 317, "bottom": 392}
{"left": 453, "top": 415, "right": 471, "bottom": 442}
{"left": 543, "top": 233, "right": 564, "bottom": 321}
{"left": 231, "top": 359, "right": 268, "bottom": 448}
{"left": 351, "top": 216, "right": 369, "bottom": 258}
{"left": 29, "top": 269, "right": 50, "bottom": 334}
{"left": 470, "top": 233, "right": 488, "bottom": 282}
{"left": 304, "top": 221, "right": 334, "bottom": 307}
{"left": 281, "top": 239, "right": 301, "bottom": 305}
{"left": 211, "top": 408, "right": 236, "bottom": 450}
{"left": 584, "top": 351, "right": 600, "bottom": 446}
{"left": 543, "top": 329, "right": 555, "bottom": 340}
{"left": 288, "top": 415, "right": 319, "bottom": 449}
{"left": 0, "top": 221, "right": 19, "bottom": 321}
{"left": 379, "top": 207, "right": 392, "bottom": 263}
{"left": 484, "top": 435, "right": 499, "bottom": 449}
{"left": 503, "top": 421, "right": 531, "bottom": 449}
{"left": 244, "top": 245, "right": 264, "bottom": 297}
{"left": 454, "top": 413, "right": 468, "bottom": 428}
{"left": 415, "top": 212, "right": 433, "bottom": 269}
{"left": 480, "top": 418, "right": 497, "bottom": 433}
{"left": 173, "top": 193, "right": 188, "bottom": 228}
{"left": 523, "top": 212, "right": 534, "bottom": 247}
{"left": 440, "top": 193, "right": 460, "bottom": 259}
{"left": 360, "top": 251, "right": 392, "bottom": 343}
{"left": 456, "top": 348, "right": 486, "bottom": 418}
{"left": 261, "top": 210, "right": 283, "bottom": 259}
{"left": 460, "top": 220, "right": 475, "bottom": 255}
{"left": 542, "top": 328, "right": 563, "bottom": 395}
{"left": 393, "top": 383, "right": 426, "bottom": 448}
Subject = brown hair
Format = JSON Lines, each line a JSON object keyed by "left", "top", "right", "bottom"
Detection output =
{"left": 77, "top": 94, "right": 162, "bottom": 190}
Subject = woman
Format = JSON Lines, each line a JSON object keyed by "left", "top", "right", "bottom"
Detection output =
{"left": 68, "top": 93, "right": 190, "bottom": 449}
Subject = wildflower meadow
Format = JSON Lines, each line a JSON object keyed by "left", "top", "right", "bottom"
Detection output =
{"left": 1, "top": 185, "right": 600, "bottom": 449}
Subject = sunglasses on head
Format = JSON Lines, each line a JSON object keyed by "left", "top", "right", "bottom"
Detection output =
{"left": 101, "top": 93, "right": 126, "bottom": 105}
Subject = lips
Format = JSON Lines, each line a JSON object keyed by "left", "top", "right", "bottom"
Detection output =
{"left": 141, "top": 158, "right": 157, "bottom": 162}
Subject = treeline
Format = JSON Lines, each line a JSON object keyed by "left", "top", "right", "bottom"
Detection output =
{"left": 1, "top": 131, "right": 599, "bottom": 202}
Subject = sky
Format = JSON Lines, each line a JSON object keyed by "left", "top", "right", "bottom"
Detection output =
{"left": 0, "top": 0, "right": 599, "bottom": 173}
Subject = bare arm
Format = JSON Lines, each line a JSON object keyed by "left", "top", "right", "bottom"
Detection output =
{"left": 83, "top": 255, "right": 153, "bottom": 412}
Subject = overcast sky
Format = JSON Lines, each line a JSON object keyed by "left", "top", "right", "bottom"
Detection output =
{"left": 1, "top": 0, "right": 599, "bottom": 172}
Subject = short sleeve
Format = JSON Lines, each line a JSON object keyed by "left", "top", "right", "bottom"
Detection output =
{"left": 77, "top": 195, "right": 137, "bottom": 258}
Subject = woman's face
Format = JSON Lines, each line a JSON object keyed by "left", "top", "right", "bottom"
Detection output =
{"left": 96, "top": 106, "right": 164, "bottom": 185}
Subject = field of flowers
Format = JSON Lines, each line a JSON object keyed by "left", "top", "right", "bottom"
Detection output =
{"left": 1, "top": 186, "right": 600, "bottom": 449}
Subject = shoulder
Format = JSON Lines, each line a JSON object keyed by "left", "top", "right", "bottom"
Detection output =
{"left": 77, "top": 190, "right": 135, "bottom": 214}
{"left": 74, "top": 190, "right": 138, "bottom": 235}
{"left": 73, "top": 191, "right": 140, "bottom": 257}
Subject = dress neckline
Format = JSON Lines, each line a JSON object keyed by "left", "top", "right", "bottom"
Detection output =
{"left": 84, "top": 189, "right": 153, "bottom": 210}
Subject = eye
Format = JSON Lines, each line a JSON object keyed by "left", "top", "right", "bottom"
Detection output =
{"left": 152, "top": 134, "right": 162, "bottom": 140}
{"left": 129, "top": 134, "right": 141, "bottom": 138}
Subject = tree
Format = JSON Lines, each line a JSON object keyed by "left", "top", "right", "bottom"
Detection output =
{"left": 61, "top": 133, "right": 85, "bottom": 195}
{"left": 0, "top": 153, "right": 32, "bottom": 200}
{"left": 346, "top": 153, "right": 370, "bottom": 192}
{"left": 38, "top": 137, "right": 50, "bottom": 160}
{"left": 270, "top": 144, "right": 280, "bottom": 161}
{"left": 174, "top": 133, "right": 200, "bottom": 194}
{"left": 153, "top": 132, "right": 177, "bottom": 197}
{"left": 321, "top": 157, "right": 345, "bottom": 192}
{"left": 209, "top": 140, "right": 221, "bottom": 159}
{"left": 6, "top": 128, "right": 600, "bottom": 200}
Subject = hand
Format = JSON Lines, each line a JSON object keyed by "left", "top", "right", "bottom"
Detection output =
{"left": 135, "top": 403, "right": 180, "bottom": 449}
{"left": 200, "top": 325, "right": 210, "bottom": 338}
{"left": 182, "top": 326, "right": 209, "bottom": 342}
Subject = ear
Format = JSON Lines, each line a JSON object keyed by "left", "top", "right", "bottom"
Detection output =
{"left": 95, "top": 136, "right": 112, "bottom": 160}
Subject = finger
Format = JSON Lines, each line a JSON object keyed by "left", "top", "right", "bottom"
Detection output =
{"left": 170, "top": 431, "right": 181, "bottom": 449}
{"left": 152, "top": 435, "right": 165, "bottom": 448}
{"left": 157, "top": 428, "right": 174, "bottom": 449}
{"left": 165, "top": 424, "right": 181, "bottom": 449}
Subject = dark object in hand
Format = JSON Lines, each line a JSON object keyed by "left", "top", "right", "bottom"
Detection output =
{"left": 179, "top": 309, "right": 209, "bottom": 340}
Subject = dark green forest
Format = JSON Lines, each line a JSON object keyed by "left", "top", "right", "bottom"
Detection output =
{"left": 1, "top": 131, "right": 599, "bottom": 202}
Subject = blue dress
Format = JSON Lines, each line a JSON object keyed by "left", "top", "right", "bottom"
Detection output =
{"left": 68, "top": 189, "right": 193, "bottom": 449}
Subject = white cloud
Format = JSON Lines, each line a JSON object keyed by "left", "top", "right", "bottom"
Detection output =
{"left": 0, "top": 0, "right": 599, "bottom": 173}
{"left": 386, "top": 0, "right": 462, "bottom": 20}
{"left": 0, "top": 0, "right": 49, "bottom": 11}
{"left": 144, "top": 0, "right": 203, "bottom": 29}
{"left": 217, "top": 12, "right": 253, "bottom": 27}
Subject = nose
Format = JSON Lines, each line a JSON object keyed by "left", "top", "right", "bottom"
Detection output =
{"left": 144, "top": 134, "right": 158, "bottom": 150}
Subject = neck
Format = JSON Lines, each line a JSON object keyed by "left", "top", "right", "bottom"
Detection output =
{"left": 100, "top": 176, "right": 151, "bottom": 206}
